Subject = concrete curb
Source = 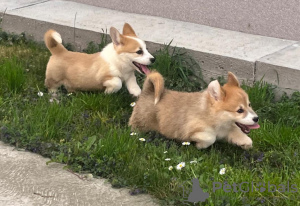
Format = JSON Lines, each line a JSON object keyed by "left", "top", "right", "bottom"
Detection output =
{"left": 1, "top": 0, "right": 300, "bottom": 93}
{"left": 0, "top": 141, "right": 158, "bottom": 206}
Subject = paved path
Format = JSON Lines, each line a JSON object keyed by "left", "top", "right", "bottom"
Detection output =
{"left": 0, "top": 142, "right": 158, "bottom": 206}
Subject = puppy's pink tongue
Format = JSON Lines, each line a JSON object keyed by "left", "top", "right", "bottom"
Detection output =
{"left": 248, "top": 123, "right": 260, "bottom": 129}
{"left": 141, "top": 65, "right": 150, "bottom": 75}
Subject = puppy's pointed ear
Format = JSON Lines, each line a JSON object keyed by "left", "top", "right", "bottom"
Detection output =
{"left": 207, "top": 80, "right": 223, "bottom": 101}
{"left": 110, "top": 27, "right": 122, "bottom": 46}
{"left": 123, "top": 23, "right": 137, "bottom": 37}
{"left": 227, "top": 72, "right": 240, "bottom": 87}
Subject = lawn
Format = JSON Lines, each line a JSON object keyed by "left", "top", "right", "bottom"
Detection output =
{"left": 0, "top": 31, "right": 300, "bottom": 205}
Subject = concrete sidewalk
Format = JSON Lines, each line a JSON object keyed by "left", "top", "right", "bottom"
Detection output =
{"left": 0, "top": 141, "right": 158, "bottom": 206}
{"left": 1, "top": 0, "right": 300, "bottom": 94}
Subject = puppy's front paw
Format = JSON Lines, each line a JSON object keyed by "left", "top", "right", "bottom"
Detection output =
{"left": 240, "top": 143, "right": 253, "bottom": 150}
{"left": 104, "top": 88, "right": 113, "bottom": 94}
{"left": 236, "top": 137, "right": 253, "bottom": 150}
{"left": 105, "top": 87, "right": 118, "bottom": 94}
{"left": 196, "top": 142, "right": 212, "bottom": 149}
{"left": 129, "top": 87, "right": 141, "bottom": 97}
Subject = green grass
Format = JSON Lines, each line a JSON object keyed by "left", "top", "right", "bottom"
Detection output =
{"left": 83, "top": 29, "right": 109, "bottom": 54}
{"left": 0, "top": 56, "right": 25, "bottom": 93}
{"left": 0, "top": 31, "right": 300, "bottom": 205}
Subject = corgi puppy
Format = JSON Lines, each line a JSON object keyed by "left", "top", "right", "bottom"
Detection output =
{"left": 129, "top": 71, "right": 260, "bottom": 150}
{"left": 44, "top": 23, "right": 155, "bottom": 98}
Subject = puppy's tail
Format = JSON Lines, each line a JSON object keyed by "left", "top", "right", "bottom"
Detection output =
{"left": 44, "top": 29, "right": 67, "bottom": 55}
{"left": 143, "top": 71, "right": 165, "bottom": 104}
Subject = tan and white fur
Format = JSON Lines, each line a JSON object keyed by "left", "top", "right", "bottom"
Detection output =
{"left": 129, "top": 71, "right": 260, "bottom": 150}
{"left": 44, "top": 23, "right": 155, "bottom": 98}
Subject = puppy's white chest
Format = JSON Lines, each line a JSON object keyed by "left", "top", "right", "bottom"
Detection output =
{"left": 215, "top": 122, "right": 232, "bottom": 139}
{"left": 109, "top": 65, "right": 122, "bottom": 77}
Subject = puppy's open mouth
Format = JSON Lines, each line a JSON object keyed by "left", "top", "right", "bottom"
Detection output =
{"left": 235, "top": 122, "right": 260, "bottom": 134}
{"left": 132, "top": 62, "right": 150, "bottom": 75}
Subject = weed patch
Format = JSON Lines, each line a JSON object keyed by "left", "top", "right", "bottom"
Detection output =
{"left": 150, "top": 42, "right": 207, "bottom": 92}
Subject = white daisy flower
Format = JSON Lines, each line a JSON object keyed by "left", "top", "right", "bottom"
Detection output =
{"left": 37, "top": 91, "right": 43, "bottom": 97}
{"left": 138, "top": 138, "right": 146, "bottom": 142}
{"left": 190, "top": 160, "right": 197, "bottom": 164}
{"left": 168, "top": 166, "right": 173, "bottom": 171}
{"left": 182, "top": 142, "right": 190, "bottom": 145}
{"left": 130, "top": 132, "right": 137, "bottom": 136}
{"left": 130, "top": 102, "right": 136, "bottom": 107}
{"left": 67, "top": 92, "right": 73, "bottom": 96}
{"left": 165, "top": 158, "right": 171, "bottom": 161}
{"left": 49, "top": 98, "right": 59, "bottom": 103}
{"left": 176, "top": 162, "right": 186, "bottom": 170}
{"left": 164, "top": 151, "right": 168, "bottom": 154}
{"left": 219, "top": 168, "right": 226, "bottom": 175}
{"left": 85, "top": 173, "right": 93, "bottom": 180}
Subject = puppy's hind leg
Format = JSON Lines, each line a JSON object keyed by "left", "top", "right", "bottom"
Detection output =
{"left": 103, "top": 77, "right": 122, "bottom": 94}
{"left": 45, "top": 78, "right": 61, "bottom": 102}
{"left": 190, "top": 132, "right": 216, "bottom": 149}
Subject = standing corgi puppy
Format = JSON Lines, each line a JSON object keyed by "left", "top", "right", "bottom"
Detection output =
{"left": 129, "top": 71, "right": 260, "bottom": 150}
{"left": 44, "top": 23, "right": 155, "bottom": 98}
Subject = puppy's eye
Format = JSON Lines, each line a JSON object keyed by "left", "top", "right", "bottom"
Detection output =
{"left": 237, "top": 108, "right": 244, "bottom": 113}
{"left": 136, "top": 49, "right": 143, "bottom": 55}
{"left": 249, "top": 103, "right": 251, "bottom": 107}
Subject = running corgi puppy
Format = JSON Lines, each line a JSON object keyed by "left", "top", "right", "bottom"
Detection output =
{"left": 44, "top": 23, "right": 155, "bottom": 98}
{"left": 129, "top": 71, "right": 260, "bottom": 150}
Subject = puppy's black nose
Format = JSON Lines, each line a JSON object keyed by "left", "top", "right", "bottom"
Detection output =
{"left": 253, "top": 117, "right": 259, "bottom": 123}
{"left": 150, "top": 57, "right": 156, "bottom": 63}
